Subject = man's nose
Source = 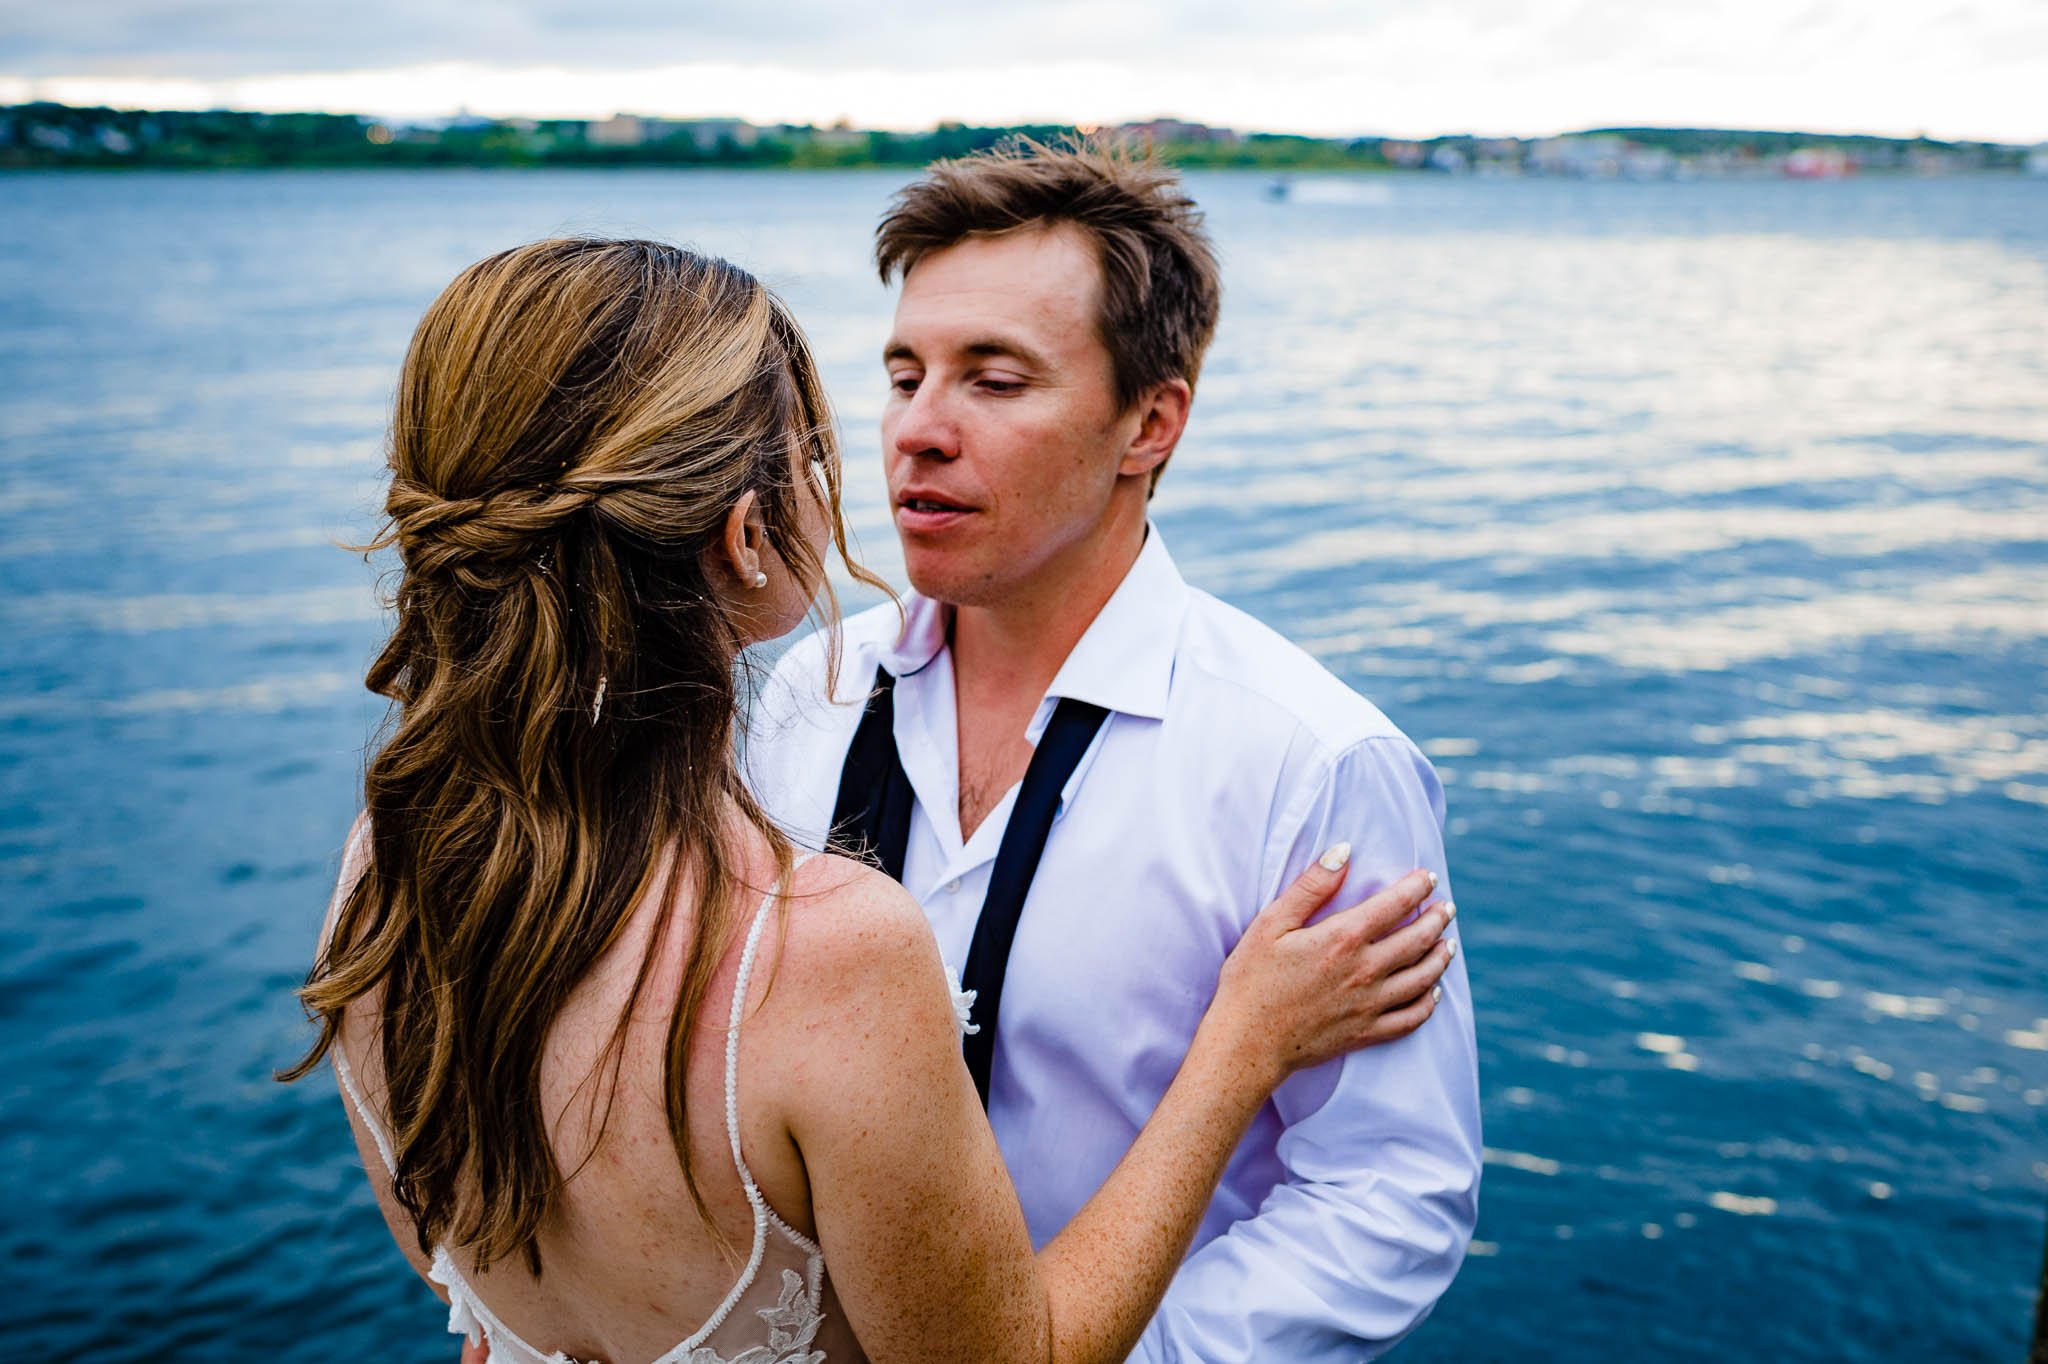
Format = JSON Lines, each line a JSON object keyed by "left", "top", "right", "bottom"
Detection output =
{"left": 890, "top": 382, "right": 959, "bottom": 461}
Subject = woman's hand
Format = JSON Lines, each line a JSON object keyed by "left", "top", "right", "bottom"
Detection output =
{"left": 1203, "top": 846, "right": 1455, "bottom": 1094}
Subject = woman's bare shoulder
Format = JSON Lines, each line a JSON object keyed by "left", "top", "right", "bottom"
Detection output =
{"left": 782, "top": 853, "right": 942, "bottom": 973}
{"left": 764, "top": 852, "right": 956, "bottom": 1030}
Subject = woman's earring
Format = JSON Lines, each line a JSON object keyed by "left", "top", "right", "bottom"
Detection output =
{"left": 751, "top": 571, "right": 769, "bottom": 589}
{"left": 590, "top": 674, "right": 608, "bottom": 725}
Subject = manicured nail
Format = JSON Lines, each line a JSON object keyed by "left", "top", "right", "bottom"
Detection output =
{"left": 1319, "top": 843, "right": 1352, "bottom": 871}
{"left": 1426, "top": 870, "right": 1439, "bottom": 891}
{"left": 1445, "top": 937, "right": 1458, "bottom": 959}
{"left": 1431, "top": 985, "right": 1444, "bottom": 1004}
{"left": 1442, "top": 900, "right": 1457, "bottom": 922}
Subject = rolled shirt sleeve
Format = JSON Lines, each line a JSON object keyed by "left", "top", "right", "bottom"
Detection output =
{"left": 1132, "top": 734, "right": 1483, "bottom": 1362}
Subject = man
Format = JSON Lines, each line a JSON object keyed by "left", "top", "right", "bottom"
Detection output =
{"left": 748, "top": 139, "right": 1480, "bottom": 1359}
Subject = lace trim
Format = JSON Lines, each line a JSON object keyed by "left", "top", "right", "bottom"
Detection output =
{"left": 680, "top": 1267, "right": 829, "bottom": 1364}
{"left": 430, "top": 1249, "right": 584, "bottom": 1364}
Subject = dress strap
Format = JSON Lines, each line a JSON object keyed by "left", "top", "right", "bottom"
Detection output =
{"left": 326, "top": 817, "right": 371, "bottom": 935}
{"left": 329, "top": 818, "right": 398, "bottom": 1177}
{"left": 333, "top": 1048, "right": 398, "bottom": 1176}
{"left": 723, "top": 851, "right": 822, "bottom": 1251}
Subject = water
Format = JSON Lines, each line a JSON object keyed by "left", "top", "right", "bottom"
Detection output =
{"left": 2, "top": 168, "right": 2043, "bottom": 1360}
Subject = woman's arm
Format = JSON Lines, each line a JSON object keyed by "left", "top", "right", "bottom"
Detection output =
{"left": 777, "top": 849, "right": 1451, "bottom": 1364}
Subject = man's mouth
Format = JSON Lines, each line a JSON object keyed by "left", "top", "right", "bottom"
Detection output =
{"left": 895, "top": 493, "right": 977, "bottom": 533}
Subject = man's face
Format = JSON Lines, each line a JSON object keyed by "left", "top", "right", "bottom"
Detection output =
{"left": 881, "top": 223, "right": 1139, "bottom": 607}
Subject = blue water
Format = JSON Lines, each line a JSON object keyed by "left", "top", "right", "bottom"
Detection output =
{"left": 1, "top": 168, "right": 2043, "bottom": 1360}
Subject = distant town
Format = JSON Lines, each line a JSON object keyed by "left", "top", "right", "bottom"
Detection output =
{"left": 6, "top": 102, "right": 2046, "bottom": 178}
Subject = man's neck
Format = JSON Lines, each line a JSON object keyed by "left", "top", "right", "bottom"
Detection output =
{"left": 949, "top": 514, "right": 1146, "bottom": 709}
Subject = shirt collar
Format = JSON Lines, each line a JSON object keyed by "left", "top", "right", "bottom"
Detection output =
{"left": 879, "top": 523, "right": 1188, "bottom": 721}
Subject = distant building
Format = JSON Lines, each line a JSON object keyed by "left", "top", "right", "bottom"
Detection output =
{"left": 1619, "top": 144, "right": 1675, "bottom": 179}
{"left": 1471, "top": 137, "right": 1526, "bottom": 172}
{"left": 583, "top": 115, "right": 758, "bottom": 150}
{"left": 1783, "top": 147, "right": 1853, "bottom": 179}
{"left": 1426, "top": 144, "right": 1467, "bottom": 173}
{"left": 810, "top": 119, "right": 866, "bottom": 149}
{"left": 587, "top": 114, "right": 651, "bottom": 147}
{"left": 1904, "top": 144, "right": 1960, "bottom": 175}
{"left": 679, "top": 119, "right": 758, "bottom": 152}
{"left": 1379, "top": 139, "right": 1426, "bottom": 168}
{"left": 1528, "top": 134, "right": 1627, "bottom": 177}
{"left": 1522, "top": 134, "right": 1676, "bottom": 179}
{"left": 1116, "top": 118, "right": 1237, "bottom": 146}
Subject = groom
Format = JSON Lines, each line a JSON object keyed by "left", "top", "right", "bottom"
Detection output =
{"left": 748, "top": 140, "right": 1481, "bottom": 1359}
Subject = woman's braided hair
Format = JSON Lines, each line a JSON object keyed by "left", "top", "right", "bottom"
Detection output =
{"left": 381, "top": 477, "right": 603, "bottom": 590}
{"left": 285, "top": 238, "right": 879, "bottom": 1272}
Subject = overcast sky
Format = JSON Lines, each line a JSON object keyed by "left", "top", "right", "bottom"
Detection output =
{"left": 3, "top": 0, "right": 2044, "bottom": 141}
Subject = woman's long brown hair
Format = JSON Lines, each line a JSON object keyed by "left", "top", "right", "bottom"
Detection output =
{"left": 281, "top": 238, "right": 881, "bottom": 1273}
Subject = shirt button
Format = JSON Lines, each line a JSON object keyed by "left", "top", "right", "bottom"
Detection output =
{"left": 945, "top": 879, "right": 962, "bottom": 894}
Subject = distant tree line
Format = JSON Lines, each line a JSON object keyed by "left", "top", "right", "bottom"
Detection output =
{"left": 0, "top": 104, "right": 1093, "bottom": 169}
{"left": 0, "top": 102, "right": 2030, "bottom": 174}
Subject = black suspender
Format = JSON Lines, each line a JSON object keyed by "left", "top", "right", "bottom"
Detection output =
{"left": 827, "top": 669, "right": 914, "bottom": 884}
{"left": 829, "top": 665, "right": 1109, "bottom": 1108}
{"left": 955, "top": 696, "right": 1107, "bottom": 1106}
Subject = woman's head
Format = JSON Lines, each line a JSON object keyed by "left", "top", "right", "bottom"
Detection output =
{"left": 288, "top": 239, "right": 872, "bottom": 1272}
{"left": 387, "top": 237, "right": 841, "bottom": 684}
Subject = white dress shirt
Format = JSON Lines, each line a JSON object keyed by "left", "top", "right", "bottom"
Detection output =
{"left": 746, "top": 527, "right": 1481, "bottom": 1361}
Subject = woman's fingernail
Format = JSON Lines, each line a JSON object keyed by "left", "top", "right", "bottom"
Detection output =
{"left": 1426, "top": 870, "right": 1439, "bottom": 891}
{"left": 1442, "top": 900, "right": 1457, "bottom": 922}
{"left": 1432, "top": 985, "right": 1444, "bottom": 1004}
{"left": 1319, "top": 843, "right": 1352, "bottom": 871}
{"left": 1445, "top": 937, "right": 1458, "bottom": 959}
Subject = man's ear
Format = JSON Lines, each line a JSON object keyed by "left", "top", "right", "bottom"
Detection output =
{"left": 1117, "top": 378, "right": 1193, "bottom": 481}
{"left": 713, "top": 489, "right": 764, "bottom": 585}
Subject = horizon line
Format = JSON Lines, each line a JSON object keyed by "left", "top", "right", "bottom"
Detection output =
{"left": 5, "top": 99, "right": 2038, "bottom": 149}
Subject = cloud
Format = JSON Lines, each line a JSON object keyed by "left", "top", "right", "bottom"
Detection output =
{"left": 2, "top": 0, "right": 2044, "bottom": 140}
{"left": 2, "top": 0, "right": 1388, "bottom": 77}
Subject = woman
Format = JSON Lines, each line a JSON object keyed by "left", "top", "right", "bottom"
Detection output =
{"left": 287, "top": 238, "right": 1455, "bottom": 1364}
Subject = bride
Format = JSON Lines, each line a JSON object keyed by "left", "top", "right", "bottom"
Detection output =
{"left": 286, "top": 237, "right": 1455, "bottom": 1364}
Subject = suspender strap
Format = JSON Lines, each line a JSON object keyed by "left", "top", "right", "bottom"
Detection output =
{"left": 828, "top": 665, "right": 1110, "bottom": 1107}
{"left": 958, "top": 695, "right": 1108, "bottom": 1106}
{"left": 827, "top": 668, "right": 914, "bottom": 883}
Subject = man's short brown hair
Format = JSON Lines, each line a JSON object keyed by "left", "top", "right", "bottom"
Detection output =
{"left": 875, "top": 136, "right": 1222, "bottom": 420}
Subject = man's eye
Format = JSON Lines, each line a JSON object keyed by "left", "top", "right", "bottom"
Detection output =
{"left": 890, "top": 375, "right": 920, "bottom": 395}
{"left": 978, "top": 378, "right": 1022, "bottom": 395}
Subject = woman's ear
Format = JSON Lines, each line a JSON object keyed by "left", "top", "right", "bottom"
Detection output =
{"left": 715, "top": 489, "right": 764, "bottom": 586}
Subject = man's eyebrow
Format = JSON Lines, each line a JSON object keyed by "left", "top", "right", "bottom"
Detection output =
{"left": 881, "top": 336, "right": 1054, "bottom": 370}
{"left": 961, "top": 336, "right": 1052, "bottom": 370}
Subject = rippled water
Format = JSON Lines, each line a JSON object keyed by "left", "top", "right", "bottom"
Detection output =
{"left": 2, "top": 168, "right": 2043, "bottom": 1360}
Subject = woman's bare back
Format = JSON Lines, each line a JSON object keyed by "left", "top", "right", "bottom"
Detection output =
{"left": 334, "top": 835, "right": 874, "bottom": 1363}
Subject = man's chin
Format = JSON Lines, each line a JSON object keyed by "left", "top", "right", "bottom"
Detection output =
{"left": 903, "top": 556, "right": 1002, "bottom": 609}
